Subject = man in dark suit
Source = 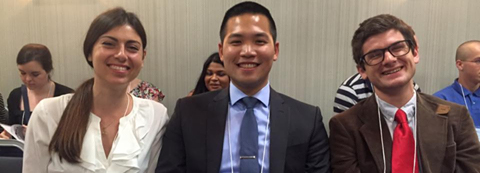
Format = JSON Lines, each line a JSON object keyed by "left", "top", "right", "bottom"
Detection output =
{"left": 329, "top": 14, "right": 480, "bottom": 172}
{"left": 156, "top": 1, "right": 330, "bottom": 173}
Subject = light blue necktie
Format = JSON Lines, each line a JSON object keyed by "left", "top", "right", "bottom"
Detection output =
{"left": 239, "top": 97, "right": 260, "bottom": 173}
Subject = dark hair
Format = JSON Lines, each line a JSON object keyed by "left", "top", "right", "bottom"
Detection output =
{"left": 192, "top": 52, "right": 224, "bottom": 95}
{"left": 16, "top": 43, "right": 53, "bottom": 75}
{"left": 49, "top": 7, "right": 146, "bottom": 163}
{"left": 219, "top": 1, "right": 277, "bottom": 43}
{"left": 83, "top": 7, "right": 147, "bottom": 67}
{"left": 352, "top": 14, "right": 416, "bottom": 69}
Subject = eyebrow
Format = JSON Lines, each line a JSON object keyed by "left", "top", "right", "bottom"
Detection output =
{"left": 18, "top": 69, "right": 40, "bottom": 74}
{"left": 99, "top": 36, "right": 141, "bottom": 45}
{"left": 100, "top": 36, "right": 118, "bottom": 42}
{"left": 227, "top": 32, "right": 270, "bottom": 39}
{"left": 365, "top": 41, "right": 406, "bottom": 54}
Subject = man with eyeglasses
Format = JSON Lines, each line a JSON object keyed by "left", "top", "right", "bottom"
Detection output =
{"left": 434, "top": 40, "right": 480, "bottom": 128}
{"left": 329, "top": 14, "right": 480, "bottom": 173}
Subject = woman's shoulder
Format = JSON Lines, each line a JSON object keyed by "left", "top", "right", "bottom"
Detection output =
{"left": 132, "top": 96, "right": 168, "bottom": 124}
{"left": 35, "top": 94, "right": 74, "bottom": 121}
{"left": 134, "top": 96, "right": 167, "bottom": 114}
{"left": 53, "top": 82, "right": 74, "bottom": 96}
{"left": 7, "top": 87, "right": 22, "bottom": 101}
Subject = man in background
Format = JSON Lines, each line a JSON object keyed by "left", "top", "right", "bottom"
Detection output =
{"left": 434, "top": 40, "right": 480, "bottom": 127}
{"left": 333, "top": 72, "right": 420, "bottom": 114}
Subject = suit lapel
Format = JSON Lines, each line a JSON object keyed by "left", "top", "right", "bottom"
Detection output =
{"left": 268, "top": 89, "right": 288, "bottom": 173}
{"left": 206, "top": 89, "right": 229, "bottom": 173}
{"left": 416, "top": 94, "right": 448, "bottom": 173}
{"left": 359, "top": 96, "right": 393, "bottom": 172}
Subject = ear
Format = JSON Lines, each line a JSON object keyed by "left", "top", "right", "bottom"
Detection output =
{"left": 87, "top": 55, "right": 92, "bottom": 62}
{"left": 141, "top": 50, "right": 146, "bottom": 67}
{"left": 412, "top": 35, "right": 420, "bottom": 64}
{"left": 357, "top": 65, "right": 368, "bottom": 79}
{"left": 273, "top": 42, "right": 279, "bottom": 61}
{"left": 456, "top": 59, "right": 463, "bottom": 71}
{"left": 218, "top": 42, "right": 224, "bottom": 62}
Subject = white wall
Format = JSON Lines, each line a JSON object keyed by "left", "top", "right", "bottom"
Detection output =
{"left": 1, "top": 0, "right": 479, "bottom": 132}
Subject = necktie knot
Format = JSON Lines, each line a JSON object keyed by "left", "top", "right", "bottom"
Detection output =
{"left": 395, "top": 109, "right": 408, "bottom": 124}
{"left": 242, "top": 97, "right": 258, "bottom": 109}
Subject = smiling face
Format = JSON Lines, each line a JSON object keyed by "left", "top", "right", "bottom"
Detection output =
{"left": 88, "top": 24, "right": 145, "bottom": 86}
{"left": 357, "top": 29, "right": 419, "bottom": 93}
{"left": 17, "top": 60, "right": 50, "bottom": 90}
{"left": 218, "top": 13, "right": 279, "bottom": 94}
{"left": 204, "top": 62, "right": 229, "bottom": 91}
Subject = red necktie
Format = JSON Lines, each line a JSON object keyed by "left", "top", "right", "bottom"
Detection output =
{"left": 392, "top": 109, "right": 419, "bottom": 173}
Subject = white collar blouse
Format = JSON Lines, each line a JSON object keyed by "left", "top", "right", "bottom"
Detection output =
{"left": 23, "top": 94, "right": 169, "bottom": 173}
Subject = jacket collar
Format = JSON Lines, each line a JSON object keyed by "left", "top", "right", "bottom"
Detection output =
{"left": 206, "top": 88, "right": 287, "bottom": 173}
{"left": 359, "top": 93, "right": 449, "bottom": 173}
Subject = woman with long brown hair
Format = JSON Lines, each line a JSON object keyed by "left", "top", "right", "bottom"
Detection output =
{"left": 23, "top": 7, "right": 168, "bottom": 172}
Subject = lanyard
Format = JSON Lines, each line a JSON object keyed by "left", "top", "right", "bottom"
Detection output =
{"left": 226, "top": 104, "right": 270, "bottom": 173}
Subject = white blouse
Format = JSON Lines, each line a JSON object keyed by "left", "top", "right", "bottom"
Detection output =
{"left": 23, "top": 94, "right": 169, "bottom": 173}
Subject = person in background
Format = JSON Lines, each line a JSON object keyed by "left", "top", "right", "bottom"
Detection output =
{"left": 23, "top": 7, "right": 169, "bottom": 172}
{"left": 333, "top": 72, "right": 420, "bottom": 114}
{"left": 434, "top": 40, "right": 480, "bottom": 127}
{"left": 0, "top": 93, "right": 7, "bottom": 133}
{"left": 1, "top": 43, "right": 74, "bottom": 139}
{"left": 188, "top": 52, "right": 230, "bottom": 96}
{"left": 129, "top": 78, "right": 165, "bottom": 102}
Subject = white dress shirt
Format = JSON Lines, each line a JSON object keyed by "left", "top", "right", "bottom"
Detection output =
{"left": 220, "top": 82, "right": 270, "bottom": 173}
{"left": 376, "top": 91, "right": 417, "bottom": 139}
{"left": 23, "top": 94, "right": 169, "bottom": 173}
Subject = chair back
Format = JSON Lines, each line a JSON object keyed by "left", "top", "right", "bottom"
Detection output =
{"left": 0, "top": 139, "right": 24, "bottom": 173}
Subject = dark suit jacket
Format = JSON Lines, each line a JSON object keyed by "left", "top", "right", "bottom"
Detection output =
{"left": 329, "top": 93, "right": 480, "bottom": 173}
{"left": 156, "top": 88, "right": 330, "bottom": 173}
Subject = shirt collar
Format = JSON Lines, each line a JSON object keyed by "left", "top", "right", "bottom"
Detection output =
{"left": 229, "top": 81, "right": 270, "bottom": 107}
{"left": 376, "top": 91, "right": 417, "bottom": 122}
{"left": 453, "top": 79, "right": 480, "bottom": 96}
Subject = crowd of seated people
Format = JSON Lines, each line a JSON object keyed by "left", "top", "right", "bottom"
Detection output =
{"left": 0, "top": 1, "right": 479, "bottom": 173}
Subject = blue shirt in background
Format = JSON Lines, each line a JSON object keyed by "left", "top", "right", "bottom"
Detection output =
{"left": 219, "top": 82, "right": 270, "bottom": 173}
{"left": 434, "top": 79, "right": 480, "bottom": 127}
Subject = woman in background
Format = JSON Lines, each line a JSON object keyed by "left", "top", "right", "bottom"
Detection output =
{"left": 0, "top": 93, "right": 7, "bottom": 134}
{"left": 0, "top": 44, "right": 74, "bottom": 140}
{"left": 23, "top": 7, "right": 168, "bottom": 172}
{"left": 7, "top": 44, "right": 74, "bottom": 126}
{"left": 128, "top": 78, "right": 165, "bottom": 102}
{"left": 188, "top": 52, "right": 229, "bottom": 96}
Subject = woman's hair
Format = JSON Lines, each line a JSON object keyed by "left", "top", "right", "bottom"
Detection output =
{"left": 192, "top": 52, "right": 223, "bottom": 95}
{"left": 49, "top": 7, "right": 146, "bottom": 163}
{"left": 16, "top": 43, "right": 53, "bottom": 77}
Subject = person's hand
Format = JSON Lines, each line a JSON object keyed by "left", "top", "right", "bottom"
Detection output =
{"left": 0, "top": 130, "right": 11, "bottom": 139}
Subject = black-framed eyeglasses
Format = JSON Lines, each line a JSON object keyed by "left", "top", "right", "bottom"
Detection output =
{"left": 361, "top": 40, "right": 412, "bottom": 66}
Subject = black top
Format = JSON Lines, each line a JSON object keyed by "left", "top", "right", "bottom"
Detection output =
{"left": 0, "top": 93, "right": 7, "bottom": 124}
{"left": 7, "top": 82, "right": 74, "bottom": 125}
